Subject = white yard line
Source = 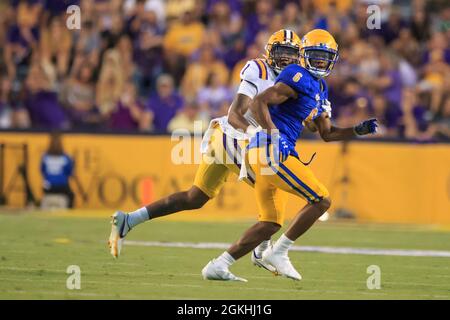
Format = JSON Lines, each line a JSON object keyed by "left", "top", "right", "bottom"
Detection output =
{"left": 124, "top": 240, "right": 450, "bottom": 258}
{"left": 1, "top": 269, "right": 449, "bottom": 289}
{"left": 1, "top": 278, "right": 449, "bottom": 299}
{"left": 0, "top": 290, "right": 145, "bottom": 299}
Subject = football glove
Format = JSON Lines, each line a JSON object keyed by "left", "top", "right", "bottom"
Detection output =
{"left": 354, "top": 118, "right": 378, "bottom": 135}
{"left": 321, "top": 99, "right": 332, "bottom": 118}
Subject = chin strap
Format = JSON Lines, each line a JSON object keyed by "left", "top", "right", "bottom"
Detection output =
{"left": 267, "top": 60, "right": 280, "bottom": 76}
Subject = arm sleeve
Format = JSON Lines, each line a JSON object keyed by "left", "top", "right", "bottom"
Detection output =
{"left": 237, "top": 80, "right": 258, "bottom": 99}
{"left": 236, "top": 60, "right": 260, "bottom": 99}
{"left": 317, "top": 80, "right": 329, "bottom": 118}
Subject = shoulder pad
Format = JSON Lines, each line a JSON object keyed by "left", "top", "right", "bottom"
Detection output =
{"left": 240, "top": 59, "right": 269, "bottom": 83}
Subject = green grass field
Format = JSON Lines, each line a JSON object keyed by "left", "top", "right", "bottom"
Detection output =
{"left": 1, "top": 211, "right": 450, "bottom": 300}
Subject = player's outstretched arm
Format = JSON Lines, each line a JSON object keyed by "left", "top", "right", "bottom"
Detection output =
{"left": 249, "top": 82, "right": 297, "bottom": 131}
{"left": 314, "top": 113, "right": 378, "bottom": 142}
{"left": 227, "top": 93, "right": 252, "bottom": 131}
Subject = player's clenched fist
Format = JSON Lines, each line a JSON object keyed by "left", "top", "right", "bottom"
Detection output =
{"left": 354, "top": 118, "right": 378, "bottom": 136}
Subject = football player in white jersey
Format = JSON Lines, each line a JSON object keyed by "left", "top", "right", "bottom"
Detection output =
{"left": 108, "top": 29, "right": 303, "bottom": 279}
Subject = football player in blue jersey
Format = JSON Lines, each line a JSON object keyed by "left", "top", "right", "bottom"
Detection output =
{"left": 202, "top": 29, "right": 377, "bottom": 281}
{"left": 109, "top": 30, "right": 305, "bottom": 277}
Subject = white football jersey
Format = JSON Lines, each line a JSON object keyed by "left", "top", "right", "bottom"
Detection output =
{"left": 238, "top": 59, "right": 277, "bottom": 127}
{"left": 215, "top": 59, "right": 276, "bottom": 140}
{"left": 200, "top": 59, "right": 276, "bottom": 181}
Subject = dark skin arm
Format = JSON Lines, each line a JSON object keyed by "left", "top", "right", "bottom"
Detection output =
{"left": 250, "top": 82, "right": 357, "bottom": 141}
{"left": 249, "top": 82, "right": 298, "bottom": 131}
{"left": 313, "top": 113, "right": 357, "bottom": 142}
{"left": 227, "top": 93, "right": 253, "bottom": 131}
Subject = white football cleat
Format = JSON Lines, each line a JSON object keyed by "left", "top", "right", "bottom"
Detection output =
{"left": 251, "top": 250, "right": 278, "bottom": 275}
{"left": 108, "top": 211, "right": 131, "bottom": 258}
{"left": 201, "top": 260, "right": 248, "bottom": 282}
{"left": 262, "top": 248, "right": 302, "bottom": 281}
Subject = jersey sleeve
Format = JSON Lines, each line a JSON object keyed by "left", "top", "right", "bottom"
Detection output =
{"left": 320, "top": 79, "right": 328, "bottom": 100}
{"left": 275, "top": 64, "right": 310, "bottom": 95}
{"left": 237, "top": 60, "right": 261, "bottom": 99}
{"left": 317, "top": 79, "right": 329, "bottom": 118}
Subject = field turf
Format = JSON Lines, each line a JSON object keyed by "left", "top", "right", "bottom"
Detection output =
{"left": 0, "top": 211, "right": 450, "bottom": 300}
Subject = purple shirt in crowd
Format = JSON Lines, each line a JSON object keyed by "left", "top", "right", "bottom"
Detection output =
{"left": 109, "top": 101, "right": 144, "bottom": 131}
{"left": 383, "top": 102, "right": 403, "bottom": 129}
{"left": 7, "top": 24, "right": 40, "bottom": 67}
{"left": 412, "top": 105, "right": 429, "bottom": 132}
{"left": 7, "top": 25, "right": 40, "bottom": 48}
{"left": 45, "top": 0, "right": 80, "bottom": 15}
{"left": 10, "top": 0, "right": 42, "bottom": 7}
{"left": 147, "top": 93, "right": 184, "bottom": 133}
{"left": 223, "top": 45, "right": 245, "bottom": 70}
{"left": 131, "top": 24, "right": 164, "bottom": 77}
{"left": 245, "top": 14, "right": 270, "bottom": 45}
{"left": 378, "top": 20, "right": 408, "bottom": 44}
{"left": 205, "top": 0, "right": 242, "bottom": 14}
{"left": 25, "top": 91, "right": 68, "bottom": 129}
{"left": 328, "top": 86, "right": 372, "bottom": 120}
{"left": 383, "top": 70, "right": 403, "bottom": 108}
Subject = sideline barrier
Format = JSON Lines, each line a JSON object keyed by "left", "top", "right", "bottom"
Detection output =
{"left": 1, "top": 132, "right": 449, "bottom": 225}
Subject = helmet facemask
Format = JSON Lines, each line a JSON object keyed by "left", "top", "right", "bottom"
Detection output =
{"left": 269, "top": 44, "right": 300, "bottom": 74}
{"left": 301, "top": 48, "right": 338, "bottom": 78}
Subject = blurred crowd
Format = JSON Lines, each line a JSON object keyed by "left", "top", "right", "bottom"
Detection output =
{"left": 0, "top": 0, "right": 449, "bottom": 141}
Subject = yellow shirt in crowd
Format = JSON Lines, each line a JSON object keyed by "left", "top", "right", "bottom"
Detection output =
{"left": 163, "top": 22, "right": 205, "bottom": 57}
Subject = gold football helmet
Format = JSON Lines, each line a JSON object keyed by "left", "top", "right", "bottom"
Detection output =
{"left": 265, "top": 29, "right": 301, "bottom": 74}
{"left": 300, "top": 29, "right": 339, "bottom": 78}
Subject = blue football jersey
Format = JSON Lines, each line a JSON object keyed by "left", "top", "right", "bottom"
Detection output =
{"left": 41, "top": 153, "right": 74, "bottom": 187}
{"left": 270, "top": 64, "right": 328, "bottom": 146}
